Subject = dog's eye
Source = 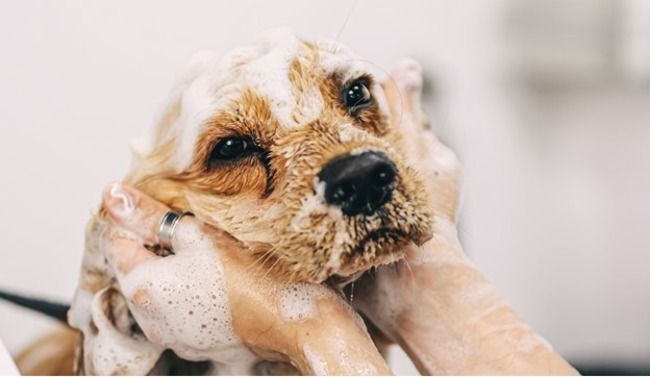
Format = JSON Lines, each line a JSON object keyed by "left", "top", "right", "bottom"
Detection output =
{"left": 343, "top": 79, "right": 373, "bottom": 115}
{"left": 208, "top": 136, "right": 253, "bottom": 165}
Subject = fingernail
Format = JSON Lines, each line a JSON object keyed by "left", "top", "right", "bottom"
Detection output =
{"left": 105, "top": 182, "right": 135, "bottom": 218}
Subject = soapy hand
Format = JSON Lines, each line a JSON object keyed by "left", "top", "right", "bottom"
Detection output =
{"left": 101, "top": 184, "right": 391, "bottom": 375}
{"left": 351, "top": 60, "right": 578, "bottom": 375}
{"left": 382, "top": 59, "right": 461, "bottom": 226}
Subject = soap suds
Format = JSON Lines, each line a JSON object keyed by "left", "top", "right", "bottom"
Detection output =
{"left": 118, "top": 238, "right": 258, "bottom": 372}
{"left": 86, "top": 287, "right": 163, "bottom": 375}
{"left": 243, "top": 28, "right": 302, "bottom": 128}
{"left": 278, "top": 283, "right": 323, "bottom": 322}
{"left": 302, "top": 344, "right": 328, "bottom": 376}
{"left": 338, "top": 123, "right": 356, "bottom": 143}
{"left": 68, "top": 288, "right": 94, "bottom": 337}
{"left": 72, "top": 218, "right": 260, "bottom": 375}
{"left": 162, "top": 29, "right": 310, "bottom": 171}
{"left": 149, "top": 29, "right": 383, "bottom": 172}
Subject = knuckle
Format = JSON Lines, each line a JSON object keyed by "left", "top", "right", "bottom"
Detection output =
{"left": 130, "top": 287, "right": 153, "bottom": 309}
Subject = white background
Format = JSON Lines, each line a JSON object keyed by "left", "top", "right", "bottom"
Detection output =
{"left": 1, "top": 0, "right": 649, "bottom": 374}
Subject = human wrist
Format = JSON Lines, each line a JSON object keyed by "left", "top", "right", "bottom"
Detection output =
{"left": 290, "top": 298, "right": 391, "bottom": 375}
{"left": 393, "top": 238, "right": 577, "bottom": 375}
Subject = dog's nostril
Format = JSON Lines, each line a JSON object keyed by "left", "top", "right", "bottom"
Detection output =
{"left": 330, "top": 182, "right": 356, "bottom": 204}
{"left": 318, "top": 151, "right": 397, "bottom": 216}
{"left": 373, "top": 164, "right": 396, "bottom": 186}
{"left": 368, "top": 186, "right": 389, "bottom": 205}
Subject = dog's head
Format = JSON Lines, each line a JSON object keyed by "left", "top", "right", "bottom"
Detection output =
{"left": 127, "top": 30, "right": 432, "bottom": 283}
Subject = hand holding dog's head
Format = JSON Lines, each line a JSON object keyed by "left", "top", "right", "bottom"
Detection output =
{"left": 126, "top": 29, "right": 432, "bottom": 283}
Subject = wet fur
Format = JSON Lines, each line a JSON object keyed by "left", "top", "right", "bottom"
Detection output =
{"left": 124, "top": 39, "right": 431, "bottom": 283}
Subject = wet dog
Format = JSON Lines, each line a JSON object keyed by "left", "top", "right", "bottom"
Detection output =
{"left": 19, "top": 29, "right": 433, "bottom": 374}
{"left": 120, "top": 30, "right": 432, "bottom": 284}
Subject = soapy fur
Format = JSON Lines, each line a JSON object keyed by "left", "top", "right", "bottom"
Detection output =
{"left": 123, "top": 29, "right": 431, "bottom": 283}
{"left": 67, "top": 29, "right": 433, "bottom": 374}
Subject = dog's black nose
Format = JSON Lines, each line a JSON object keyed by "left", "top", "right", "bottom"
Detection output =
{"left": 318, "top": 151, "right": 396, "bottom": 216}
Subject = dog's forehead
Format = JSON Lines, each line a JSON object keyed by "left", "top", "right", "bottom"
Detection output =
{"left": 156, "top": 30, "right": 386, "bottom": 171}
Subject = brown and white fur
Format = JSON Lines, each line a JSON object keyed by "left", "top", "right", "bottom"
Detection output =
{"left": 19, "top": 29, "right": 433, "bottom": 375}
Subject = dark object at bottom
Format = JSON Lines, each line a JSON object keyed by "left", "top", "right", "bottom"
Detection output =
{"left": 573, "top": 362, "right": 650, "bottom": 376}
{"left": 0, "top": 289, "right": 70, "bottom": 323}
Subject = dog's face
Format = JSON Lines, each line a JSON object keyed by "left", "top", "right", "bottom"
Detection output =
{"left": 128, "top": 30, "right": 431, "bottom": 283}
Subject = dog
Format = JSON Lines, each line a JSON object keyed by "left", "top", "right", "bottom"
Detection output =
{"left": 13, "top": 29, "right": 433, "bottom": 375}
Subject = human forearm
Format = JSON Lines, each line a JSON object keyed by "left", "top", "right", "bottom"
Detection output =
{"left": 373, "top": 59, "right": 577, "bottom": 375}
{"left": 386, "top": 233, "right": 577, "bottom": 375}
{"left": 292, "top": 299, "right": 392, "bottom": 375}
{"left": 230, "top": 289, "right": 392, "bottom": 375}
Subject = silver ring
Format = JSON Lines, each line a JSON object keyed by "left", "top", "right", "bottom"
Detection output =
{"left": 158, "top": 211, "right": 189, "bottom": 253}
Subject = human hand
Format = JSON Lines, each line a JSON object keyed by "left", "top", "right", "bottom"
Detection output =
{"left": 353, "top": 60, "right": 578, "bottom": 375}
{"left": 99, "top": 183, "right": 391, "bottom": 375}
{"left": 383, "top": 59, "right": 461, "bottom": 228}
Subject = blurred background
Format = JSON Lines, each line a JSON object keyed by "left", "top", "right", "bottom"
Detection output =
{"left": 0, "top": 0, "right": 648, "bottom": 374}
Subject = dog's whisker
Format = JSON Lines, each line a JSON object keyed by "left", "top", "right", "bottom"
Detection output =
{"left": 251, "top": 252, "right": 280, "bottom": 281}
{"left": 262, "top": 256, "right": 284, "bottom": 282}
{"left": 246, "top": 249, "right": 275, "bottom": 274}
{"left": 403, "top": 256, "right": 416, "bottom": 287}
{"left": 348, "top": 281, "right": 355, "bottom": 303}
{"left": 333, "top": 0, "right": 360, "bottom": 46}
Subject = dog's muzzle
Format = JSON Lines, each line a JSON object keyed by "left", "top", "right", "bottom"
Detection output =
{"left": 318, "top": 151, "right": 397, "bottom": 216}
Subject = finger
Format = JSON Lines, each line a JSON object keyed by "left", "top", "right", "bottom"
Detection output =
{"left": 387, "top": 58, "right": 423, "bottom": 115}
{"left": 102, "top": 182, "right": 178, "bottom": 246}
{"left": 383, "top": 60, "right": 456, "bottom": 162}
{"left": 381, "top": 73, "right": 403, "bottom": 127}
{"left": 382, "top": 60, "right": 441, "bottom": 149}
{"left": 382, "top": 58, "right": 425, "bottom": 126}
{"left": 102, "top": 226, "right": 158, "bottom": 275}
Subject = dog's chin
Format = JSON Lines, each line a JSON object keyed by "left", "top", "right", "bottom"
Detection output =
{"left": 319, "top": 228, "right": 430, "bottom": 285}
